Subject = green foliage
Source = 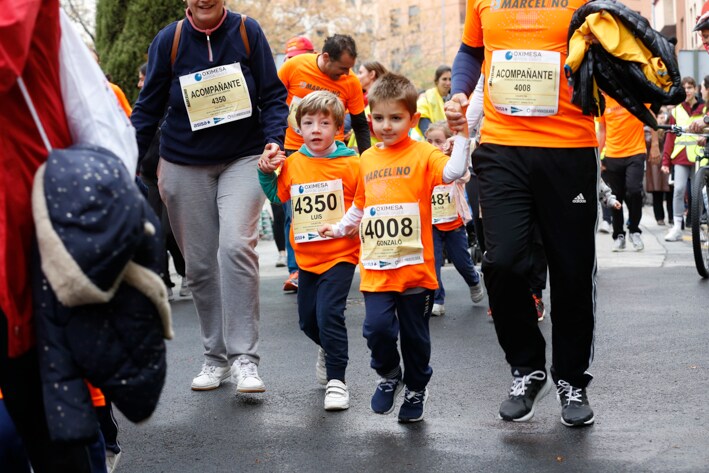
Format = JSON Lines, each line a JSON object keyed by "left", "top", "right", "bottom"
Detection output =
{"left": 95, "top": 0, "right": 183, "bottom": 104}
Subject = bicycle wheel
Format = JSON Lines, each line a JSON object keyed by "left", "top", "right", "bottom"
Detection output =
{"left": 690, "top": 166, "right": 709, "bottom": 278}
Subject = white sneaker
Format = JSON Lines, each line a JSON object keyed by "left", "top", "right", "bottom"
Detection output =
{"left": 324, "top": 379, "right": 350, "bottom": 411}
{"left": 233, "top": 357, "right": 265, "bottom": 393}
{"left": 106, "top": 451, "right": 121, "bottom": 473}
{"left": 167, "top": 286, "right": 175, "bottom": 302}
{"left": 275, "top": 253, "right": 286, "bottom": 268}
{"left": 612, "top": 234, "right": 626, "bottom": 252}
{"left": 178, "top": 279, "right": 191, "bottom": 298}
{"left": 315, "top": 347, "right": 327, "bottom": 385}
{"left": 598, "top": 220, "right": 611, "bottom": 234}
{"left": 191, "top": 364, "right": 231, "bottom": 391}
{"left": 629, "top": 232, "right": 644, "bottom": 251}
{"left": 664, "top": 227, "right": 683, "bottom": 241}
{"left": 469, "top": 281, "right": 485, "bottom": 303}
{"left": 431, "top": 303, "right": 445, "bottom": 316}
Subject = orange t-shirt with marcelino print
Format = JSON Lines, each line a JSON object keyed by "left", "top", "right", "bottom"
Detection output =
{"left": 277, "top": 151, "right": 361, "bottom": 274}
{"left": 461, "top": 0, "right": 597, "bottom": 148}
{"left": 278, "top": 54, "right": 366, "bottom": 150}
{"left": 354, "top": 138, "right": 449, "bottom": 293}
{"left": 597, "top": 94, "right": 646, "bottom": 158}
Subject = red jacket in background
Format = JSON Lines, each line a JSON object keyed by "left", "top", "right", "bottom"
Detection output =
{"left": 0, "top": 0, "right": 72, "bottom": 357}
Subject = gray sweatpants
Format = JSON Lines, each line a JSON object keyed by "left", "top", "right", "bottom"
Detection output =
{"left": 158, "top": 155, "right": 265, "bottom": 367}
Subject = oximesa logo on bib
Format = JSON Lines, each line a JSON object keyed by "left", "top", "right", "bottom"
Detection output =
{"left": 194, "top": 73, "right": 203, "bottom": 81}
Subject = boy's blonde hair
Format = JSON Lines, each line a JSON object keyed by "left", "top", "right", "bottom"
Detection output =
{"left": 368, "top": 73, "right": 418, "bottom": 116}
{"left": 295, "top": 91, "right": 345, "bottom": 129}
{"left": 425, "top": 120, "right": 453, "bottom": 139}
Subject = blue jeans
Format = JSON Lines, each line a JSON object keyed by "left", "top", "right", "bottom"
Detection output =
{"left": 362, "top": 290, "right": 434, "bottom": 391}
{"left": 297, "top": 263, "right": 355, "bottom": 381}
{"left": 432, "top": 226, "right": 480, "bottom": 304}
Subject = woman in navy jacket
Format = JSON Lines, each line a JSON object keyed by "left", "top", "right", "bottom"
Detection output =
{"left": 132, "top": 0, "right": 288, "bottom": 394}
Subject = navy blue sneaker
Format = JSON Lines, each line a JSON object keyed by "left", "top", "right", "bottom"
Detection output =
{"left": 371, "top": 375, "right": 403, "bottom": 414}
{"left": 398, "top": 388, "right": 428, "bottom": 423}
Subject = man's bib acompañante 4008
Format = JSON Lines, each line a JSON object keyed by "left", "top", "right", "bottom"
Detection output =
{"left": 488, "top": 50, "right": 560, "bottom": 116}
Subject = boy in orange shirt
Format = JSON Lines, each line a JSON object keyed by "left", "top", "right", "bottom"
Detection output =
{"left": 319, "top": 73, "right": 469, "bottom": 422}
{"left": 258, "top": 91, "right": 360, "bottom": 411}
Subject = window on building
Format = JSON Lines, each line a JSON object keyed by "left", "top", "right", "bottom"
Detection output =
{"left": 390, "top": 48, "right": 402, "bottom": 72}
{"left": 409, "top": 5, "right": 420, "bottom": 33}
{"left": 390, "top": 8, "right": 401, "bottom": 36}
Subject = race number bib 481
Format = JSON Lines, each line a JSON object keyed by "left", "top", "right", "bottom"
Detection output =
{"left": 291, "top": 179, "right": 345, "bottom": 243}
{"left": 488, "top": 50, "right": 560, "bottom": 116}
{"left": 179, "top": 63, "right": 253, "bottom": 131}
{"left": 359, "top": 203, "right": 423, "bottom": 270}
{"left": 431, "top": 184, "right": 457, "bottom": 224}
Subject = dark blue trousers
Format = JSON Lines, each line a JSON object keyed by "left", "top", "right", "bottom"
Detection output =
{"left": 297, "top": 262, "right": 355, "bottom": 381}
{"left": 362, "top": 290, "right": 434, "bottom": 391}
{"left": 432, "top": 226, "right": 480, "bottom": 304}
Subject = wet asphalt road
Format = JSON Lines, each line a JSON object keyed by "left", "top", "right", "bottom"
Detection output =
{"left": 115, "top": 209, "right": 709, "bottom": 472}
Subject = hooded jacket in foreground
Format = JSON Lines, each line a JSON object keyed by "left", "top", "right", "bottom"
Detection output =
{"left": 32, "top": 145, "right": 173, "bottom": 442}
{"left": 565, "top": 0, "right": 685, "bottom": 128}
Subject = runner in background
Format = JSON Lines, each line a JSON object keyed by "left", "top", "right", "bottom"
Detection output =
{"left": 597, "top": 93, "right": 658, "bottom": 252}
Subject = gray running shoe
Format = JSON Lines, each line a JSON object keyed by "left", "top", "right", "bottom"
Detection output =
{"left": 612, "top": 234, "right": 625, "bottom": 252}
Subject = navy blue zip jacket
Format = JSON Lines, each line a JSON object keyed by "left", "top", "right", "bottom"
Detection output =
{"left": 131, "top": 10, "right": 288, "bottom": 165}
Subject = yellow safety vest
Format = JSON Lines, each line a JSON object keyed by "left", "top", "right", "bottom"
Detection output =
{"left": 671, "top": 104, "right": 703, "bottom": 162}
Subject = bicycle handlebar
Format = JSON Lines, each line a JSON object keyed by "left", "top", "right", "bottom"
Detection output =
{"left": 656, "top": 124, "right": 709, "bottom": 137}
{"left": 658, "top": 116, "right": 709, "bottom": 136}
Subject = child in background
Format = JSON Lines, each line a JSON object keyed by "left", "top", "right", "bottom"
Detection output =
{"left": 425, "top": 121, "right": 484, "bottom": 316}
{"left": 319, "top": 73, "right": 469, "bottom": 422}
{"left": 258, "top": 91, "right": 360, "bottom": 411}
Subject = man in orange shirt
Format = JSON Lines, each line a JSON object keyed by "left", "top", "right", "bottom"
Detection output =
{"left": 447, "top": 0, "right": 598, "bottom": 427}
{"left": 597, "top": 94, "right": 659, "bottom": 251}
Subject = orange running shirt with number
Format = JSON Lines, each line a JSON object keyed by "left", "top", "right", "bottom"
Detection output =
{"left": 461, "top": 0, "right": 597, "bottom": 148}
{"left": 278, "top": 54, "right": 366, "bottom": 150}
{"left": 354, "top": 139, "right": 449, "bottom": 293}
{"left": 277, "top": 151, "right": 361, "bottom": 274}
{"left": 597, "top": 94, "right": 646, "bottom": 158}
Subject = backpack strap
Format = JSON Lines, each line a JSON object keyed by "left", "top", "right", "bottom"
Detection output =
{"left": 240, "top": 14, "right": 250, "bottom": 58}
{"left": 170, "top": 19, "right": 183, "bottom": 67}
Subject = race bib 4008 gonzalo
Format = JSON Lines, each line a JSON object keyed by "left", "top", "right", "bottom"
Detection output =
{"left": 179, "top": 63, "right": 253, "bottom": 131}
